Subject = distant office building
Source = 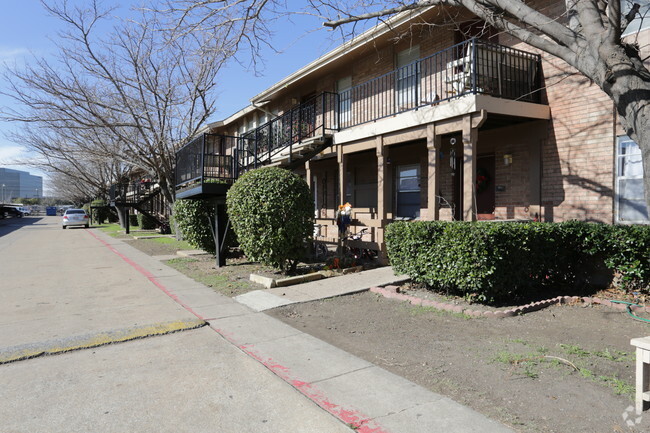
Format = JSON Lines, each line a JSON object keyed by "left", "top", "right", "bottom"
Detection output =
{"left": 0, "top": 168, "right": 43, "bottom": 202}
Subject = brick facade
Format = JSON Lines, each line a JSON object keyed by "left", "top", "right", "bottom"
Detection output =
{"left": 207, "top": 2, "right": 649, "bottom": 249}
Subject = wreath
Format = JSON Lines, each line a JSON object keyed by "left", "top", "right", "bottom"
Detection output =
{"left": 476, "top": 167, "right": 490, "bottom": 194}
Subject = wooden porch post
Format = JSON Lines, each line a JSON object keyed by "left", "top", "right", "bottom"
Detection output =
{"left": 376, "top": 136, "right": 387, "bottom": 225}
{"left": 305, "top": 160, "right": 312, "bottom": 188}
{"left": 376, "top": 136, "right": 388, "bottom": 258}
{"left": 427, "top": 124, "right": 441, "bottom": 221}
{"left": 337, "top": 145, "right": 348, "bottom": 254}
{"left": 337, "top": 145, "right": 348, "bottom": 206}
{"left": 305, "top": 160, "right": 314, "bottom": 217}
{"left": 462, "top": 115, "right": 478, "bottom": 221}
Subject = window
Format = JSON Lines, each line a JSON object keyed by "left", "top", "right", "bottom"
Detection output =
{"left": 396, "top": 164, "right": 421, "bottom": 218}
{"left": 396, "top": 46, "right": 420, "bottom": 110}
{"left": 246, "top": 118, "right": 256, "bottom": 132}
{"left": 337, "top": 76, "right": 352, "bottom": 128}
{"left": 616, "top": 136, "right": 648, "bottom": 223}
{"left": 622, "top": 0, "right": 650, "bottom": 36}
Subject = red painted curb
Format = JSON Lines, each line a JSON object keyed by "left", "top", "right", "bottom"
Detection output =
{"left": 88, "top": 230, "right": 391, "bottom": 433}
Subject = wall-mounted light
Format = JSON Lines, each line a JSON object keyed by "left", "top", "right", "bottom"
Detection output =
{"left": 503, "top": 153, "right": 513, "bottom": 166}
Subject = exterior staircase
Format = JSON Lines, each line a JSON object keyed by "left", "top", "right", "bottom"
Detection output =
{"left": 174, "top": 92, "right": 338, "bottom": 200}
{"left": 109, "top": 182, "right": 167, "bottom": 229}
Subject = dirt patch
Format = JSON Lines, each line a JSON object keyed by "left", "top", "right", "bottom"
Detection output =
{"left": 267, "top": 291, "right": 650, "bottom": 433}
{"left": 123, "top": 237, "right": 185, "bottom": 256}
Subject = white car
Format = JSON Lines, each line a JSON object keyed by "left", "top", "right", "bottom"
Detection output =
{"left": 62, "top": 208, "right": 89, "bottom": 229}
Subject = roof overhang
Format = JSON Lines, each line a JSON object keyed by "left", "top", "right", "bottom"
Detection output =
{"left": 250, "top": 7, "right": 435, "bottom": 104}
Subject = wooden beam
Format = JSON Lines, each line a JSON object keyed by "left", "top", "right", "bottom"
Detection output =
{"left": 462, "top": 115, "right": 478, "bottom": 221}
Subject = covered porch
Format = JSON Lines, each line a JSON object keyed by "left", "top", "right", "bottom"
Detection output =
{"left": 307, "top": 100, "right": 550, "bottom": 255}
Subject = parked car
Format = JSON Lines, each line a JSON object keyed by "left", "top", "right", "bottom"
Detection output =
{"left": 62, "top": 209, "right": 89, "bottom": 229}
{"left": 17, "top": 207, "right": 31, "bottom": 216}
{"left": 1, "top": 206, "right": 25, "bottom": 218}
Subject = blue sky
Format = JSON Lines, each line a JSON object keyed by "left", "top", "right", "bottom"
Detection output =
{"left": 0, "top": 1, "right": 347, "bottom": 192}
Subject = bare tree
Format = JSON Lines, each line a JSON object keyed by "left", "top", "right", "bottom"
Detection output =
{"left": 152, "top": 0, "right": 292, "bottom": 73}
{"left": 1, "top": 0, "right": 227, "bottom": 205}
{"left": 162, "top": 0, "right": 650, "bottom": 214}
{"left": 8, "top": 122, "right": 134, "bottom": 197}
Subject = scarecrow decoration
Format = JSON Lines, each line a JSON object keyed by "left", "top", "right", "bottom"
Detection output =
{"left": 336, "top": 202, "right": 352, "bottom": 234}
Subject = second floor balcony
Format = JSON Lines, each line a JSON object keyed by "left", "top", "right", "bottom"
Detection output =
{"left": 337, "top": 38, "right": 542, "bottom": 129}
{"left": 175, "top": 38, "right": 544, "bottom": 197}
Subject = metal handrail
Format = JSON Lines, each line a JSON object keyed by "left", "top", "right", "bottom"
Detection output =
{"left": 174, "top": 39, "right": 542, "bottom": 193}
{"left": 337, "top": 38, "right": 541, "bottom": 129}
{"left": 237, "top": 92, "right": 339, "bottom": 173}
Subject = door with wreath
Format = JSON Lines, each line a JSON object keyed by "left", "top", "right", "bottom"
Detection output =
{"left": 476, "top": 155, "right": 495, "bottom": 220}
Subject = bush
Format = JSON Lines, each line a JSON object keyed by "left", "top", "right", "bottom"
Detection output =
{"left": 385, "top": 220, "right": 650, "bottom": 303}
{"left": 86, "top": 199, "right": 111, "bottom": 224}
{"left": 128, "top": 214, "right": 139, "bottom": 227}
{"left": 171, "top": 199, "right": 216, "bottom": 255}
{"left": 226, "top": 167, "right": 313, "bottom": 272}
{"left": 137, "top": 213, "right": 157, "bottom": 230}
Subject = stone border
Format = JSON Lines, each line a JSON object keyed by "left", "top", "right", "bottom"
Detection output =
{"left": 370, "top": 286, "right": 647, "bottom": 318}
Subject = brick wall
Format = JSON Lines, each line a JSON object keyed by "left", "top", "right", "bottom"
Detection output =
{"left": 211, "top": 3, "right": 650, "bottom": 225}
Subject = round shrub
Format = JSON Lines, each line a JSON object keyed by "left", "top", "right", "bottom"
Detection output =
{"left": 172, "top": 198, "right": 216, "bottom": 255}
{"left": 89, "top": 199, "right": 110, "bottom": 224}
{"left": 128, "top": 214, "right": 139, "bottom": 227}
{"left": 137, "top": 213, "right": 157, "bottom": 230}
{"left": 226, "top": 167, "right": 313, "bottom": 272}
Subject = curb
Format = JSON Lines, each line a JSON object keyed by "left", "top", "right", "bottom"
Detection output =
{"left": 369, "top": 286, "right": 646, "bottom": 319}
{"left": 0, "top": 319, "right": 206, "bottom": 365}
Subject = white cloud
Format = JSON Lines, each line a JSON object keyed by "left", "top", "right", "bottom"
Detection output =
{"left": 0, "top": 144, "right": 26, "bottom": 162}
{"left": 0, "top": 144, "right": 45, "bottom": 177}
{"left": 0, "top": 47, "right": 30, "bottom": 62}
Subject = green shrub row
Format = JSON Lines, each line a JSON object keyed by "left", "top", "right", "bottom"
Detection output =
{"left": 172, "top": 198, "right": 217, "bottom": 255}
{"left": 137, "top": 213, "right": 157, "bottom": 230}
{"left": 128, "top": 214, "right": 139, "bottom": 227}
{"left": 87, "top": 199, "right": 113, "bottom": 224}
{"left": 385, "top": 221, "right": 650, "bottom": 303}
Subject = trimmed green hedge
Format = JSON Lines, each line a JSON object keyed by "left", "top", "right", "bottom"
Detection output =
{"left": 88, "top": 199, "right": 110, "bottom": 224}
{"left": 385, "top": 221, "right": 649, "bottom": 303}
{"left": 226, "top": 167, "right": 313, "bottom": 273}
{"left": 128, "top": 214, "right": 139, "bottom": 227}
{"left": 137, "top": 213, "right": 157, "bottom": 230}
{"left": 172, "top": 198, "right": 216, "bottom": 255}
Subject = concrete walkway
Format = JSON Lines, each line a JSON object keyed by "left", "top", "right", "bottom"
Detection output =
{"left": 1, "top": 217, "right": 514, "bottom": 433}
{"left": 234, "top": 266, "right": 411, "bottom": 311}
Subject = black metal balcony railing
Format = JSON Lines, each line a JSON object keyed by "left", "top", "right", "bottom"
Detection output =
{"left": 175, "top": 134, "right": 248, "bottom": 192}
{"left": 110, "top": 181, "right": 158, "bottom": 205}
{"left": 239, "top": 92, "right": 339, "bottom": 169}
{"left": 176, "top": 93, "right": 339, "bottom": 195}
{"left": 175, "top": 39, "right": 542, "bottom": 195}
{"left": 338, "top": 38, "right": 542, "bottom": 128}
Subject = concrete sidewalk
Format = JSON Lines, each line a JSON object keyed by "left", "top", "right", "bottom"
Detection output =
{"left": 234, "top": 266, "right": 411, "bottom": 311}
{"left": 2, "top": 219, "right": 513, "bottom": 433}
{"left": 87, "top": 231, "right": 513, "bottom": 433}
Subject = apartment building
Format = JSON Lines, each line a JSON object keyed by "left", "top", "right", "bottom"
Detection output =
{"left": 175, "top": 5, "right": 649, "bottom": 254}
